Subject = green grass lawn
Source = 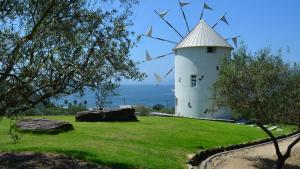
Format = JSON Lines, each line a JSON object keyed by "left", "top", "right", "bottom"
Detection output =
{"left": 0, "top": 116, "right": 297, "bottom": 169}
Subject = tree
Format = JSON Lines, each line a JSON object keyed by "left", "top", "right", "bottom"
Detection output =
{"left": 0, "top": 0, "right": 145, "bottom": 117}
{"left": 213, "top": 45, "right": 300, "bottom": 169}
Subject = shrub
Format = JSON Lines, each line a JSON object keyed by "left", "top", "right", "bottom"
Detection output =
{"left": 134, "top": 105, "right": 151, "bottom": 116}
{"left": 152, "top": 104, "right": 165, "bottom": 111}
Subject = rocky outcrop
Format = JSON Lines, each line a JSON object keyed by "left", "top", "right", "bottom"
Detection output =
{"left": 16, "top": 118, "right": 74, "bottom": 134}
{"left": 75, "top": 108, "right": 138, "bottom": 122}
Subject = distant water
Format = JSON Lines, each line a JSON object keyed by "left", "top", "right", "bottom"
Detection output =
{"left": 55, "top": 85, "right": 175, "bottom": 109}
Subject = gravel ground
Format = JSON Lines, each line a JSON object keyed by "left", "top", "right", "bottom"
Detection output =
{"left": 202, "top": 134, "right": 300, "bottom": 169}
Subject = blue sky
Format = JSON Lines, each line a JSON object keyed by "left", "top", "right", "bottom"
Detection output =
{"left": 125, "top": 0, "right": 300, "bottom": 85}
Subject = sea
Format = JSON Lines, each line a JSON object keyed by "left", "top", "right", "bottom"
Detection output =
{"left": 54, "top": 85, "right": 175, "bottom": 109}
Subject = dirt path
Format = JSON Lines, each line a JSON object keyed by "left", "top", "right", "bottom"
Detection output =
{"left": 201, "top": 134, "right": 300, "bottom": 169}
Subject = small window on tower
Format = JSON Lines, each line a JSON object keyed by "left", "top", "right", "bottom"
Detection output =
{"left": 207, "top": 47, "right": 216, "bottom": 53}
{"left": 191, "top": 75, "right": 197, "bottom": 87}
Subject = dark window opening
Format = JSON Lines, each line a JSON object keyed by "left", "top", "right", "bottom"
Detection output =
{"left": 188, "top": 102, "right": 192, "bottom": 108}
{"left": 176, "top": 98, "right": 178, "bottom": 106}
{"left": 191, "top": 75, "right": 197, "bottom": 87}
{"left": 207, "top": 47, "right": 216, "bottom": 53}
{"left": 199, "top": 75, "right": 204, "bottom": 81}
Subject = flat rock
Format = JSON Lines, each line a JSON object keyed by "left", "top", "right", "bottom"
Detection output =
{"left": 16, "top": 118, "right": 74, "bottom": 134}
{"left": 76, "top": 108, "right": 138, "bottom": 122}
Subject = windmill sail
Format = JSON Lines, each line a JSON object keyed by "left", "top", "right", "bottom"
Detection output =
{"left": 220, "top": 15, "right": 229, "bottom": 25}
{"left": 212, "top": 14, "right": 229, "bottom": 29}
{"left": 203, "top": 2, "right": 213, "bottom": 10}
{"left": 146, "top": 26, "right": 153, "bottom": 37}
{"left": 226, "top": 36, "right": 240, "bottom": 48}
{"left": 200, "top": 1, "right": 213, "bottom": 20}
{"left": 159, "top": 11, "right": 168, "bottom": 18}
{"left": 143, "top": 26, "right": 178, "bottom": 44}
{"left": 154, "top": 73, "right": 163, "bottom": 83}
{"left": 179, "top": 0, "right": 190, "bottom": 7}
{"left": 155, "top": 10, "right": 184, "bottom": 38}
{"left": 142, "top": 53, "right": 173, "bottom": 63}
{"left": 146, "top": 50, "right": 152, "bottom": 61}
{"left": 179, "top": 0, "right": 190, "bottom": 32}
{"left": 232, "top": 37, "right": 238, "bottom": 48}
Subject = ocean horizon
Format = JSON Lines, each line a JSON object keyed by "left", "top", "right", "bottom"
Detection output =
{"left": 55, "top": 85, "right": 175, "bottom": 109}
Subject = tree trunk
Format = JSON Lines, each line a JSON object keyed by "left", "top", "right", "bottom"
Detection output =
{"left": 276, "top": 156, "right": 287, "bottom": 169}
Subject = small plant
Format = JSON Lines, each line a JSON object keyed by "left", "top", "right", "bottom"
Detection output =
{"left": 134, "top": 105, "right": 151, "bottom": 116}
{"left": 152, "top": 104, "right": 165, "bottom": 111}
{"left": 7, "top": 113, "right": 21, "bottom": 144}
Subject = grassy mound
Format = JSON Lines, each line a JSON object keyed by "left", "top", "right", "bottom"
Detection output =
{"left": 0, "top": 116, "right": 296, "bottom": 169}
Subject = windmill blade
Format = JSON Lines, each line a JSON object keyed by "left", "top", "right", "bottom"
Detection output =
{"left": 178, "top": 0, "right": 190, "bottom": 32}
{"left": 179, "top": 0, "right": 190, "bottom": 7}
{"left": 146, "top": 26, "right": 153, "bottom": 37}
{"left": 146, "top": 50, "right": 152, "bottom": 61}
{"left": 159, "top": 11, "right": 168, "bottom": 18}
{"left": 154, "top": 72, "right": 163, "bottom": 83}
{"left": 153, "top": 53, "right": 174, "bottom": 60}
{"left": 164, "top": 66, "right": 175, "bottom": 78}
{"left": 155, "top": 10, "right": 184, "bottom": 38}
{"left": 212, "top": 13, "right": 228, "bottom": 29}
{"left": 203, "top": 2, "right": 213, "bottom": 10}
{"left": 220, "top": 15, "right": 229, "bottom": 25}
{"left": 142, "top": 34, "right": 178, "bottom": 44}
{"left": 200, "top": 0, "right": 213, "bottom": 20}
{"left": 142, "top": 53, "right": 174, "bottom": 63}
{"left": 226, "top": 36, "right": 240, "bottom": 48}
{"left": 232, "top": 37, "right": 238, "bottom": 48}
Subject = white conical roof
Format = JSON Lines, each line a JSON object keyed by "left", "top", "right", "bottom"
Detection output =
{"left": 175, "top": 20, "right": 232, "bottom": 50}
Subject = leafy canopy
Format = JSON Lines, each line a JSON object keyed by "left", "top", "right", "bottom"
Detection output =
{"left": 213, "top": 45, "right": 300, "bottom": 124}
{"left": 0, "top": 0, "right": 145, "bottom": 116}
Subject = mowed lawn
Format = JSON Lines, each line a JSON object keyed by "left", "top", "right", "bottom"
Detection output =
{"left": 0, "top": 116, "right": 296, "bottom": 169}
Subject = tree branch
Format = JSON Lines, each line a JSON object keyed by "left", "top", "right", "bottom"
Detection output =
{"left": 257, "top": 123, "right": 283, "bottom": 158}
{"left": 284, "top": 134, "right": 300, "bottom": 159}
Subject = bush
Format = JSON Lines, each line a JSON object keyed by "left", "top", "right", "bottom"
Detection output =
{"left": 160, "top": 107, "right": 175, "bottom": 115}
{"left": 134, "top": 105, "right": 151, "bottom": 116}
{"left": 152, "top": 104, "right": 165, "bottom": 111}
{"left": 23, "top": 103, "right": 87, "bottom": 116}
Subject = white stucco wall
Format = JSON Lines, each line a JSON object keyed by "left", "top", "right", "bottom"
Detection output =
{"left": 174, "top": 47, "right": 232, "bottom": 119}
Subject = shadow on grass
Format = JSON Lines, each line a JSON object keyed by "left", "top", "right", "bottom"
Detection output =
{"left": 56, "top": 150, "right": 137, "bottom": 169}
{"left": 0, "top": 152, "right": 105, "bottom": 169}
{"left": 245, "top": 157, "right": 300, "bottom": 169}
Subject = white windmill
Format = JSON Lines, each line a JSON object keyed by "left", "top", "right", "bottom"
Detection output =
{"left": 141, "top": 0, "right": 239, "bottom": 119}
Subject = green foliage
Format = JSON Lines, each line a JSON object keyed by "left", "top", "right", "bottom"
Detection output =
{"left": 134, "top": 105, "right": 175, "bottom": 116}
{"left": 213, "top": 45, "right": 300, "bottom": 125}
{"left": 23, "top": 103, "right": 87, "bottom": 116}
{"left": 0, "top": 0, "right": 145, "bottom": 116}
{"left": 152, "top": 104, "right": 165, "bottom": 111}
{"left": 0, "top": 116, "right": 296, "bottom": 169}
{"left": 134, "top": 105, "right": 150, "bottom": 116}
{"left": 159, "top": 107, "right": 175, "bottom": 115}
{"left": 213, "top": 45, "right": 300, "bottom": 169}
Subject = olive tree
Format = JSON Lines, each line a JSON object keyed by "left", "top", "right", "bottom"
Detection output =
{"left": 0, "top": 0, "right": 145, "bottom": 117}
{"left": 213, "top": 46, "right": 300, "bottom": 169}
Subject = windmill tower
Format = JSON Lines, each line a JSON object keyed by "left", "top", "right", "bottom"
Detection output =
{"left": 142, "top": 0, "right": 239, "bottom": 119}
{"left": 174, "top": 20, "right": 232, "bottom": 118}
